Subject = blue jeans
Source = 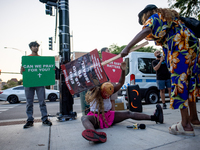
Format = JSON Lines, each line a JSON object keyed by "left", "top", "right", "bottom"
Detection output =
{"left": 25, "top": 86, "right": 48, "bottom": 122}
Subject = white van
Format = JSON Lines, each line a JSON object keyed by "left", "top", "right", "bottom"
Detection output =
{"left": 119, "top": 51, "right": 160, "bottom": 104}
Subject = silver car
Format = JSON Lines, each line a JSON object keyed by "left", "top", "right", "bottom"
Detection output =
{"left": 0, "top": 85, "right": 59, "bottom": 104}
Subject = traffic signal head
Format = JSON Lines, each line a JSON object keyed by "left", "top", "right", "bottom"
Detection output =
{"left": 49, "top": 37, "right": 53, "bottom": 50}
{"left": 39, "top": 0, "right": 58, "bottom": 3}
{"left": 45, "top": 4, "right": 52, "bottom": 16}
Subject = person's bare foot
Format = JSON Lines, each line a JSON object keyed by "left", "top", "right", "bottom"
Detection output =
{"left": 190, "top": 119, "right": 200, "bottom": 126}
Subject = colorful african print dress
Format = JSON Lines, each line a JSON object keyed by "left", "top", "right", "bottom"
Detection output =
{"left": 143, "top": 13, "right": 200, "bottom": 109}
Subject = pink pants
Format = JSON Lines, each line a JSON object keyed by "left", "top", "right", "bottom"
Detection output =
{"left": 87, "top": 110, "right": 115, "bottom": 129}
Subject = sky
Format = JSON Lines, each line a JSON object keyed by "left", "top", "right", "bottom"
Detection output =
{"left": 0, "top": 0, "right": 170, "bottom": 82}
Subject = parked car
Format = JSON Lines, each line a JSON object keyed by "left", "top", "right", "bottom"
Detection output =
{"left": 0, "top": 85, "right": 59, "bottom": 104}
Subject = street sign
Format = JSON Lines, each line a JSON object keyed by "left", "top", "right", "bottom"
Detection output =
{"left": 22, "top": 56, "right": 55, "bottom": 87}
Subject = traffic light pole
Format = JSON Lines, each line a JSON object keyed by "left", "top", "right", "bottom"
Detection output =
{"left": 39, "top": 0, "right": 76, "bottom": 120}
{"left": 58, "top": 0, "right": 76, "bottom": 120}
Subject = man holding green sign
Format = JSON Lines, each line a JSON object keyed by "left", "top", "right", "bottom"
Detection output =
{"left": 21, "top": 41, "right": 53, "bottom": 128}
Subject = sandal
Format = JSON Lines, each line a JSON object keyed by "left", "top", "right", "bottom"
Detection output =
{"left": 169, "top": 122, "right": 195, "bottom": 136}
{"left": 191, "top": 123, "right": 200, "bottom": 128}
{"left": 82, "top": 129, "right": 107, "bottom": 143}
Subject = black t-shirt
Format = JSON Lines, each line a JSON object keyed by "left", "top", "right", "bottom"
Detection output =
{"left": 152, "top": 59, "right": 171, "bottom": 80}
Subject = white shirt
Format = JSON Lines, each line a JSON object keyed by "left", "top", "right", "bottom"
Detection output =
{"left": 90, "top": 97, "right": 112, "bottom": 112}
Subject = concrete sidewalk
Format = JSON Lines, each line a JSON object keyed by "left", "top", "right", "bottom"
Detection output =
{"left": 0, "top": 103, "right": 200, "bottom": 150}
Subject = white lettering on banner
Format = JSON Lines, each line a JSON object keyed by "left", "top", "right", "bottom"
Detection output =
{"left": 72, "top": 66, "right": 80, "bottom": 86}
{"left": 35, "top": 65, "right": 41, "bottom": 68}
{"left": 78, "top": 70, "right": 82, "bottom": 78}
{"left": 114, "top": 62, "right": 121, "bottom": 65}
{"left": 28, "top": 69, "right": 38, "bottom": 72}
{"left": 73, "top": 66, "right": 77, "bottom": 77}
{"left": 24, "top": 64, "right": 54, "bottom": 73}
{"left": 93, "top": 55, "right": 103, "bottom": 80}
{"left": 43, "top": 64, "right": 54, "bottom": 68}
{"left": 23, "top": 65, "right": 33, "bottom": 68}
{"left": 94, "top": 57, "right": 103, "bottom": 80}
{"left": 92, "top": 55, "right": 100, "bottom": 79}
{"left": 106, "top": 64, "right": 120, "bottom": 69}
{"left": 69, "top": 71, "right": 75, "bottom": 84}
{"left": 39, "top": 68, "right": 50, "bottom": 72}
{"left": 81, "top": 62, "right": 90, "bottom": 83}
{"left": 63, "top": 70, "right": 71, "bottom": 90}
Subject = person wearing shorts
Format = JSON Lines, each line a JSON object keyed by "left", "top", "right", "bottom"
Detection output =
{"left": 152, "top": 50, "right": 171, "bottom": 109}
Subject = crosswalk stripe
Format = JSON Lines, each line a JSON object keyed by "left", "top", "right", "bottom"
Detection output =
{"left": 0, "top": 109, "right": 8, "bottom": 111}
{"left": 0, "top": 104, "right": 21, "bottom": 113}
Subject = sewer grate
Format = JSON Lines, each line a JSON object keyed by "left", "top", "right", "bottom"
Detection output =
{"left": 0, "top": 119, "right": 42, "bottom": 126}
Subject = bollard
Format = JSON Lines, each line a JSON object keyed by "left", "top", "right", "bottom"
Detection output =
{"left": 80, "top": 91, "right": 90, "bottom": 116}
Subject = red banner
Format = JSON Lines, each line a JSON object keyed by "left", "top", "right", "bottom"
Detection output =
{"left": 102, "top": 52, "right": 123, "bottom": 82}
{"left": 61, "top": 49, "right": 108, "bottom": 95}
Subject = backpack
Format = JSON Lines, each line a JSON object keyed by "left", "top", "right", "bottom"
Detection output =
{"left": 180, "top": 16, "right": 200, "bottom": 38}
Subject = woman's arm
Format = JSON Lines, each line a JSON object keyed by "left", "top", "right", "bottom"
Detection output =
{"left": 113, "top": 62, "right": 126, "bottom": 93}
{"left": 121, "top": 27, "right": 152, "bottom": 57}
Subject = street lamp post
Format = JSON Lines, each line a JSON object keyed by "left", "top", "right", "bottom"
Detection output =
{"left": 4, "top": 47, "right": 27, "bottom": 56}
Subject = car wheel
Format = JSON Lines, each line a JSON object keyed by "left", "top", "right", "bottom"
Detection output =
{"left": 48, "top": 93, "right": 58, "bottom": 102}
{"left": 7, "top": 95, "right": 19, "bottom": 104}
{"left": 145, "top": 90, "right": 159, "bottom": 104}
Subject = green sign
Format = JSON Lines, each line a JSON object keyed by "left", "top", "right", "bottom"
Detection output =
{"left": 22, "top": 56, "right": 55, "bottom": 87}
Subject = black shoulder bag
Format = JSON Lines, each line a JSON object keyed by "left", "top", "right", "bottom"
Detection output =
{"left": 180, "top": 16, "right": 200, "bottom": 38}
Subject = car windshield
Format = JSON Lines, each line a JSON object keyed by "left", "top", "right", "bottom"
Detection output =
{"left": 13, "top": 86, "right": 24, "bottom": 90}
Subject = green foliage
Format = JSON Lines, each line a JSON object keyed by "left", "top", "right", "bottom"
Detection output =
{"left": 18, "top": 79, "right": 23, "bottom": 85}
{"left": 45, "top": 85, "right": 50, "bottom": 89}
{"left": 168, "top": 0, "right": 200, "bottom": 20}
{"left": 2, "top": 85, "right": 9, "bottom": 90}
{"left": 2, "top": 80, "right": 18, "bottom": 90}
{"left": 109, "top": 43, "right": 158, "bottom": 55}
{"left": 109, "top": 44, "right": 127, "bottom": 55}
{"left": 2, "top": 79, "right": 23, "bottom": 90}
{"left": 98, "top": 43, "right": 159, "bottom": 59}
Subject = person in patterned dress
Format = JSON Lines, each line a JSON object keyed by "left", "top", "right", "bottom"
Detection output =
{"left": 121, "top": 4, "right": 200, "bottom": 136}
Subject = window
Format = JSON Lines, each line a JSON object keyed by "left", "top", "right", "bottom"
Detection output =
{"left": 138, "top": 58, "right": 156, "bottom": 74}
{"left": 53, "top": 80, "right": 59, "bottom": 90}
{"left": 125, "top": 58, "right": 129, "bottom": 76}
{"left": 13, "top": 86, "right": 24, "bottom": 90}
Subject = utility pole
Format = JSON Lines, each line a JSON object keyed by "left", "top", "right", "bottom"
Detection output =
{"left": 39, "top": 0, "right": 76, "bottom": 120}
{"left": 58, "top": 0, "right": 76, "bottom": 120}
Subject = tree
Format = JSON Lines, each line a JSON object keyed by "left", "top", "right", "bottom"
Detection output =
{"left": 18, "top": 79, "right": 23, "bottom": 85}
{"left": 7, "top": 80, "right": 18, "bottom": 88}
{"left": 2, "top": 80, "right": 18, "bottom": 90}
{"left": 168, "top": 0, "right": 200, "bottom": 20}
{"left": 109, "top": 44, "right": 126, "bottom": 55}
{"left": 98, "top": 43, "right": 159, "bottom": 59}
{"left": 108, "top": 43, "right": 158, "bottom": 55}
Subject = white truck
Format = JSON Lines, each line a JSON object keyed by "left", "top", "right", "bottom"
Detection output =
{"left": 119, "top": 51, "right": 161, "bottom": 104}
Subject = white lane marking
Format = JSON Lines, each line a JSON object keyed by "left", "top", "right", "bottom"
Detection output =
{"left": 0, "top": 109, "right": 8, "bottom": 111}
{"left": 0, "top": 104, "right": 21, "bottom": 113}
